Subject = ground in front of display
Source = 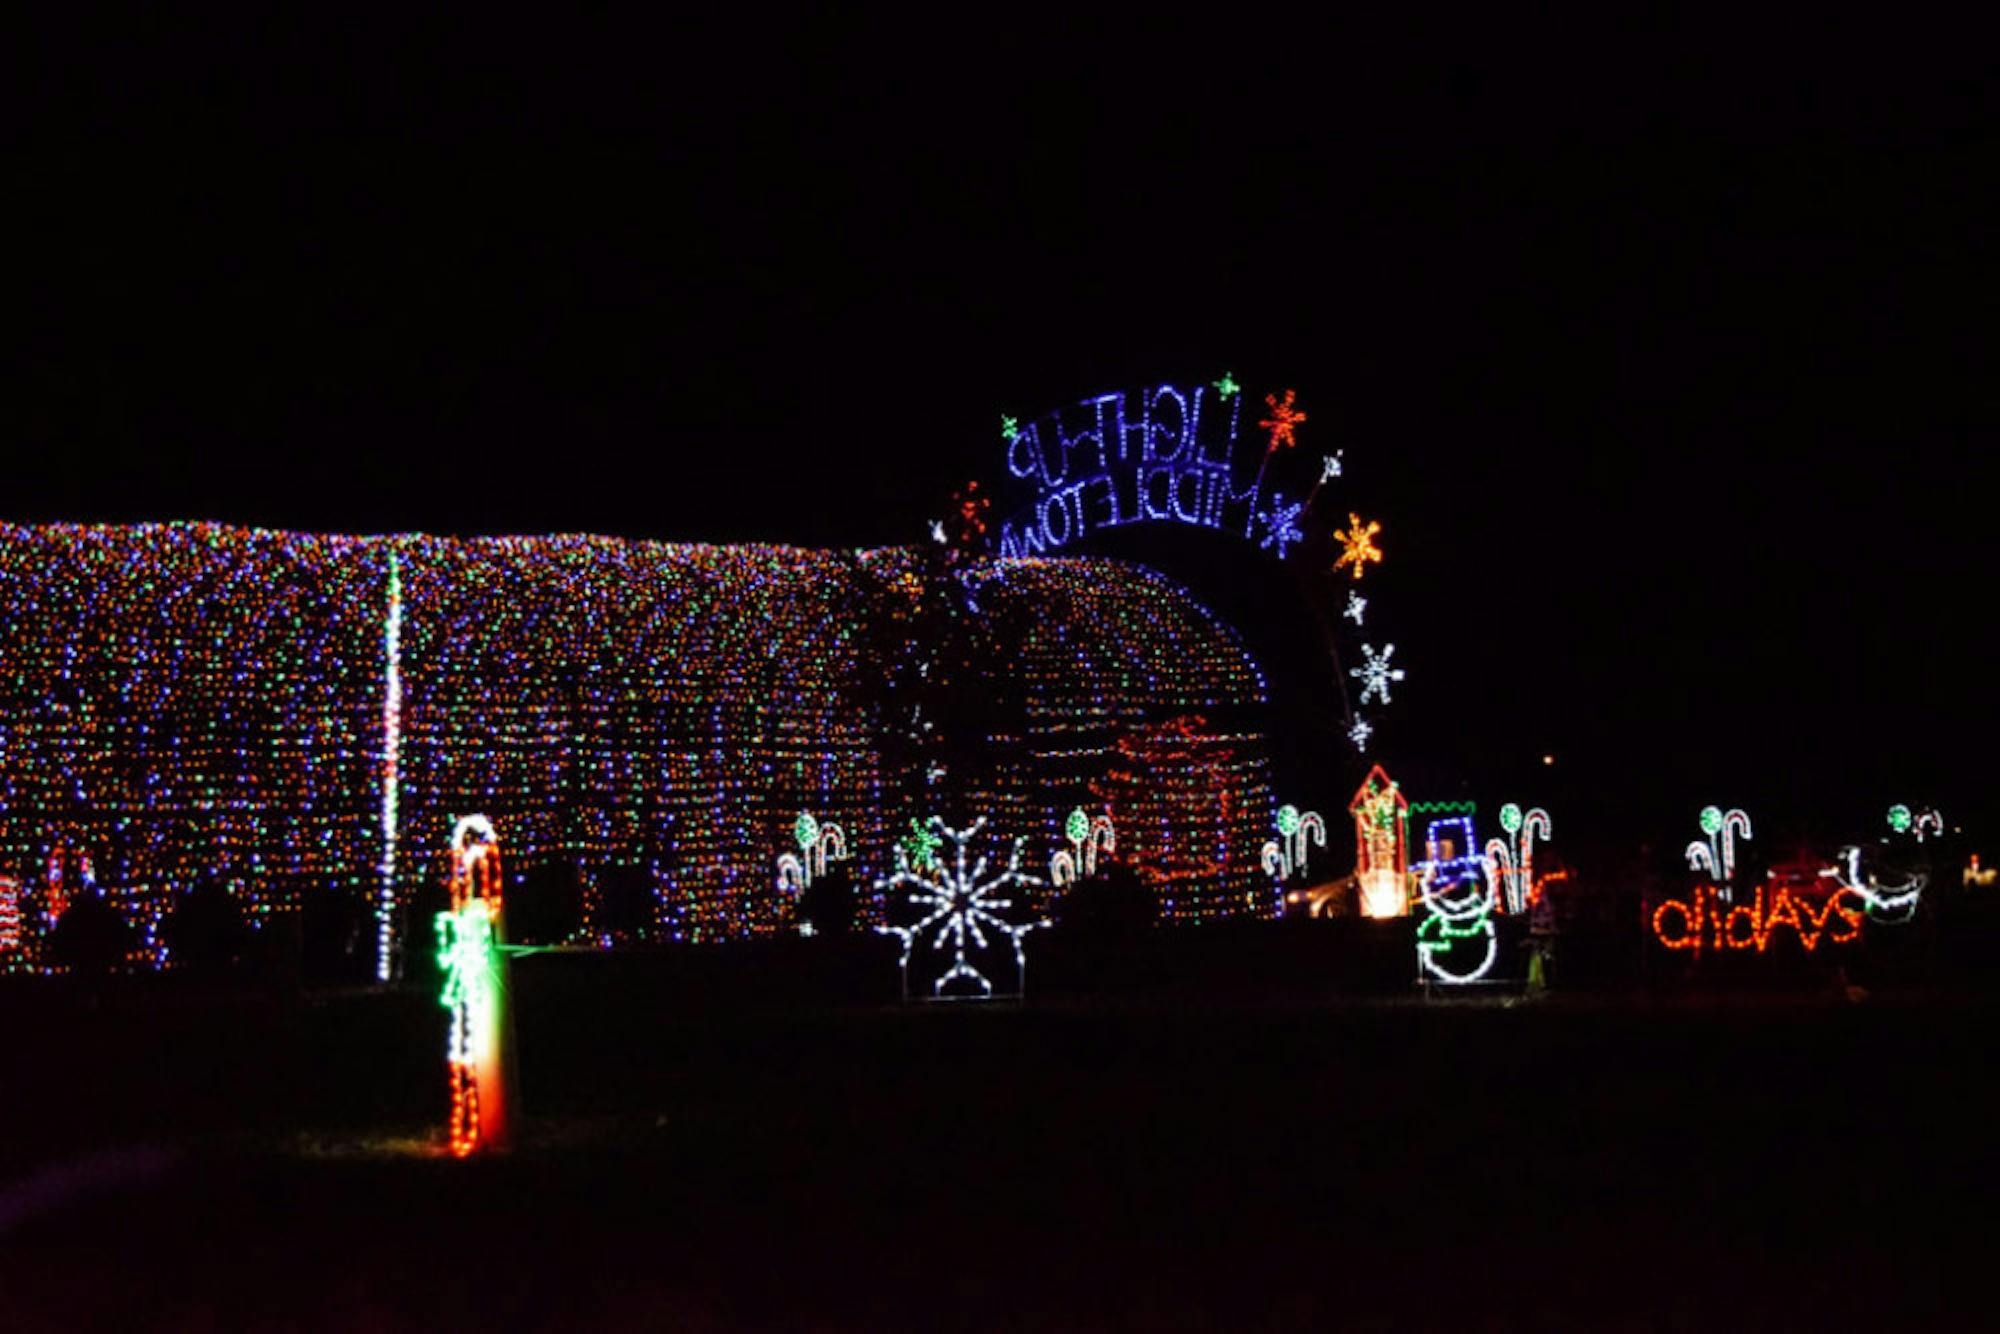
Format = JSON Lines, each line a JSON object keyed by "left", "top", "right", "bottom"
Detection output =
{"left": 2, "top": 952, "right": 1994, "bottom": 1330}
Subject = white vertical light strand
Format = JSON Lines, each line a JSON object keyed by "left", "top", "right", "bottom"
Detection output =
{"left": 376, "top": 547, "right": 403, "bottom": 982}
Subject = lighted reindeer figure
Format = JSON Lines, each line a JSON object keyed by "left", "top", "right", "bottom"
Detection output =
{"left": 1485, "top": 802, "right": 1552, "bottom": 914}
{"left": 1049, "top": 807, "right": 1117, "bottom": 887}
{"left": 1820, "top": 845, "right": 1927, "bottom": 925}
{"left": 435, "top": 815, "right": 512, "bottom": 1157}
{"left": 1260, "top": 804, "right": 1326, "bottom": 880}
{"left": 1686, "top": 805, "right": 1752, "bottom": 901}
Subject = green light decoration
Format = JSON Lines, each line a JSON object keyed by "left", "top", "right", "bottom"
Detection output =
{"left": 1686, "top": 805, "right": 1751, "bottom": 887}
{"left": 1214, "top": 372, "right": 1240, "bottom": 399}
{"left": 1499, "top": 802, "right": 1523, "bottom": 836}
{"left": 794, "top": 811, "right": 821, "bottom": 852}
{"left": 1001, "top": 414, "right": 1020, "bottom": 442}
{"left": 437, "top": 905, "right": 497, "bottom": 1023}
{"left": 436, "top": 901, "right": 501, "bottom": 1157}
{"left": 901, "top": 817, "right": 943, "bottom": 872}
{"left": 1887, "top": 804, "right": 1913, "bottom": 834}
{"left": 1261, "top": 804, "right": 1325, "bottom": 884}
{"left": 1065, "top": 808, "right": 1091, "bottom": 845}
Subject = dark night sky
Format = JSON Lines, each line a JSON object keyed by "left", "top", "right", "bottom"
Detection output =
{"left": 11, "top": 16, "right": 1996, "bottom": 858}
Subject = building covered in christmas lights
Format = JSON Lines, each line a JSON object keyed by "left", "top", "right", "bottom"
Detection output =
{"left": 0, "top": 524, "right": 1278, "bottom": 968}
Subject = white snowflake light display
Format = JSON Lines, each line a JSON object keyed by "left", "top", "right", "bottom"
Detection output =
{"left": 1346, "top": 717, "right": 1373, "bottom": 751}
{"left": 875, "top": 816, "right": 1048, "bottom": 1001}
{"left": 1344, "top": 590, "right": 1366, "bottom": 625}
{"left": 1351, "top": 642, "right": 1405, "bottom": 706}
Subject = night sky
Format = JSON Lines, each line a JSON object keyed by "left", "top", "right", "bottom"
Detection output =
{"left": 14, "top": 18, "right": 1995, "bottom": 862}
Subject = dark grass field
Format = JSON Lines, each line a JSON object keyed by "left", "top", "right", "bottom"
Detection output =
{"left": 5, "top": 926, "right": 2000, "bottom": 1330}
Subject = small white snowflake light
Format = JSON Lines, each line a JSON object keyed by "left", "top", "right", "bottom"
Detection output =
{"left": 875, "top": 816, "right": 1047, "bottom": 1000}
{"left": 1321, "top": 451, "right": 1344, "bottom": 482}
{"left": 1351, "top": 643, "right": 1405, "bottom": 706}
{"left": 1344, "top": 590, "right": 1366, "bottom": 625}
{"left": 1347, "top": 717, "right": 1373, "bottom": 750}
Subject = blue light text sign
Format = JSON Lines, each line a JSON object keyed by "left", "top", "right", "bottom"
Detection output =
{"left": 998, "top": 383, "right": 1272, "bottom": 558}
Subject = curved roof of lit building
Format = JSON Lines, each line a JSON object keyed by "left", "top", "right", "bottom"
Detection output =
{"left": 0, "top": 524, "right": 1275, "bottom": 952}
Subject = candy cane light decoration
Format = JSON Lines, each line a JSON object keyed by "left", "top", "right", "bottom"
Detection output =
{"left": 1261, "top": 804, "right": 1325, "bottom": 881}
{"left": 777, "top": 810, "right": 849, "bottom": 894}
{"left": 1485, "top": 802, "right": 1552, "bottom": 915}
{"left": 436, "top": 814, "right": 512, "bottom": 1157}
{"left": 1686, "top": 806, "right": 1752, "bottom": 894}
{"left": 0, "top": 876, "right": 21, "bottom": 960}
{"left": 1051, "top": 807, "right": 1115, "bottom": 886}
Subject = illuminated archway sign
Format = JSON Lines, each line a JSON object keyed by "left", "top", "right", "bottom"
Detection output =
{"left": 998, "top": 379, "right": 1309, "bottom": 559}
{"left": 995, "top": 376, "right": 1403, "bottom": 754}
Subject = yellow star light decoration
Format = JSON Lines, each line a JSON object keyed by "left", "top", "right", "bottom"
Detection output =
{"left": 1332, "top": 513, "right": 1383, "bottom": 580}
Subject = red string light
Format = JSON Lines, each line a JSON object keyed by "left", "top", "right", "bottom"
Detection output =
{"left": 1651, "top": 881, "right": 1866, "bottom": 955}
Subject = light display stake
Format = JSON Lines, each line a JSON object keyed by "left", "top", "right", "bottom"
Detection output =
{"left": 1050, "top": 808, "right": 1115, "bottom": 887}
{"left": 1259, "top": 390, "right": 1306, "bottom": 453}
{"left": 876, "top": 816, "right": 1047, "bottom": 1001}
{"left": 1651, "top": 881, "right": 1864, "bottom": 955}
{"left": 376, "top": 549, "right": 403, "bottom": 983}
{"left": 1485, "top": 802, "right": 1552, "bottom": 915}
{"left": 1351, "top": 643, "right": 1405, "bottom": 706}
{"left": 1331, "top": 513, "right": 1383, "bottom": 580}
{"left": 436, "top": 815, "right": 512, "bottom": 1157}
{"left": 1820, "top": 846, "right": 1926, "bottom": 925}
{"left": 1349, "top": 766, "right": 1409, "bottom": 918}
{"left": 1413, "top": 815, "right": 1498, "bottom": 984}
{"left": 1685, "top": 806, "right": 1752, "bottom": 891}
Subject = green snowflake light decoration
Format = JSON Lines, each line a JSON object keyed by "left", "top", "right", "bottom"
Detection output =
{"left": 1001, "top": 414, "right": 1021, "bottom": 442}
{"left": 794, "top": 811, "right": 821, "bottom": 852}
{"left": 900, "top": 817, "right": 943, "bottom": 872}
{"left": 1214, "top": 372, "right": 1240, "bottom": 399}
{"left": 1887, "top": 804, "right": 1913, "bottom": 834}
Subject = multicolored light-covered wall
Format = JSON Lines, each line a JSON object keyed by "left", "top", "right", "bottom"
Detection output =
{"left": 0, "top": 524, "right": 1277, "bottom": 963}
